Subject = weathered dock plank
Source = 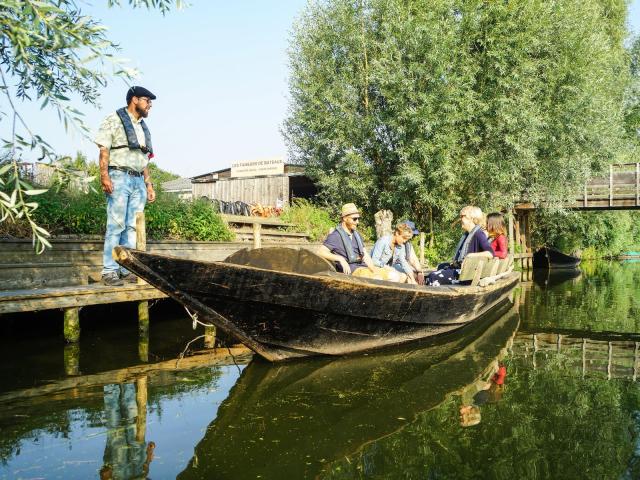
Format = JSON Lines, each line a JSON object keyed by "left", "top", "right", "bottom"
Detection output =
{"left": 0, "top": 283, "right": 167, "bottom": 314}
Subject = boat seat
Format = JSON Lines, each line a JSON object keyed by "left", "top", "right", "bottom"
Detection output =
{"left": 496, "top": 254, "right": 514, "bottom": 274}
{"left": 459, "top": 254, "right": 514, "bottom": 287}
{"left": 458, "top": 257, "right": 487, "bottom": 285}
{"left": 224, "top": 247, "right": 336, "bottom": 275}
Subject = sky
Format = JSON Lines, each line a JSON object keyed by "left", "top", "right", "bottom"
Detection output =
{"left": 4, "top": 0, "right": 640, "bottom": 178}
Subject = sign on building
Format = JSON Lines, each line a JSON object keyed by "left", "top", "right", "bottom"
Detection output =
{"left": 230, "top": 158, "right": 284, "bottom": 178}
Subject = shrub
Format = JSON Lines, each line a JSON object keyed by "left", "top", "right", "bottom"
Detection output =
{"left": 5, "top": 184, "right": 234, "bottom": 242}
{"left": 280, "top": 198, "right": 337, "bottom": 242}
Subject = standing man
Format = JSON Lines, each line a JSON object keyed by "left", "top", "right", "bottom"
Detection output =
{"left": 95, "top": 86, "right": 157, "bottom": 286}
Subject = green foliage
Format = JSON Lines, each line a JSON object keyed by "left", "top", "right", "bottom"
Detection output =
{"left": 285, "top": 0, "right": 631, "bottom": 233}
{"left": 280, "top": 198, "right": 337, "bottom": 241}
{"left": 146, "top": 197, "right": 234, "bottom": 241}
{"left": 280, "top": 198, "right": 375, "bottom": 242}
{"left": 1, "top": 183, "right": 234, "bottom": 242}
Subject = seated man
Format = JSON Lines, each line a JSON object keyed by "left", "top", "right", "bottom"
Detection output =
{"left": 318, "top": 203, "right": 392, "bottom": 280}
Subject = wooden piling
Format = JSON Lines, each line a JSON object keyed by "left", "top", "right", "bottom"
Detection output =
{"left": 204, "top": 325, "right": 217, "bottom": 349}
{"left": 64, "top": 343, "right": 80, "bottom": 376}
{"left": 138, "top": 301, "right": 149, "bottom": 334}
{"left": 252, "top": 222, "right": 262, "bottom": 249}
{"left": 63, "top": 307, "right": 80, "bottom": 343}
{"left": 136, "top": 211, "right": 150, "bottom": 342}
{"left": 419, "top": 232, "right": 425, "bottom": 267}
{"left": 136, "top": 212, "right": 147, "bottom": 251}
{"left": 139, "top": 333, "right": 149, "bottom": 363}
{"left": 508, "top": 211, "right": 515, "bottom": 258}
{"left": 138, "top": 301, "right": 150, "bottom": 362}
{"left": 136, "top": 212, "right": 146, "bottom": 287}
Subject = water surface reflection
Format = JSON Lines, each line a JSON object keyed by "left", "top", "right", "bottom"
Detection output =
{"left": 2, "top": 262, "right": 640, "bottom": 479}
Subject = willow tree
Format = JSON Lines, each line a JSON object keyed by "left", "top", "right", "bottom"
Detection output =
{"left": 284, "top": 0, "right": 630, "bottom": 233}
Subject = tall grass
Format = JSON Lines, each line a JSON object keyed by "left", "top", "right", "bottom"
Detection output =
{"left": 280, "top": 199, "right": 376, "bottom": 242}
{"left": 280, "top": 199, "right": 336, "bottom": 241}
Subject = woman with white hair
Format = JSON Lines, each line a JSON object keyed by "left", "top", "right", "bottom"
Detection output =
{"left": 426, "top": 205, "right": 494, "bottom": 286}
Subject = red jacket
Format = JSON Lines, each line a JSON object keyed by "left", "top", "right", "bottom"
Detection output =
{"left": 491, "top": 235, "right": 508, "bottom": 259}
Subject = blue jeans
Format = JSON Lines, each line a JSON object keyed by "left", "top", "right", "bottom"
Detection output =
{"left": 102, "top": 170, "right": 147, "bottom": 275}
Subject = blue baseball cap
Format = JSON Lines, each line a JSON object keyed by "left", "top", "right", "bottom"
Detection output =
{"left": 401, "top": 220, "right": 420, "bottom": 235}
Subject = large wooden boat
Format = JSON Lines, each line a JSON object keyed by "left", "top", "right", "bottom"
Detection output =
{"left": 533, "top": 246, "right": 581, "bottom": 269}
{"left": 176, "top": 301, "right": 520, "bottom": 479}
{"left": 114, "top": 246, "right": 519, "bottom": 361}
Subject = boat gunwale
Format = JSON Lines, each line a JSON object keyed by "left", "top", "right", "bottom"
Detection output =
{"left": 127, "top": 248, "right": 520, "bottom": 298}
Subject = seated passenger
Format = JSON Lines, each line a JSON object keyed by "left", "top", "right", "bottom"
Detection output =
{"left": 399, "top": 220, "right": 426, "bottom": 285}
{"left": 318, "top": 203, "right": 394, "bottom": 280}
{"left": 427, "top": 205, "right": 494, "bottom": 286}
{"left": 370, "top": 223, "right": 416, "bottom": 284}
{"left": 486, "top": 212, "right": 508, "bottom": 259}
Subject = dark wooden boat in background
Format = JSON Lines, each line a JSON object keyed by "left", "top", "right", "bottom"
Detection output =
{"left": 114, "top": 246, "right": 519, "bottom": 361}
{"left": 533, "top": 247, "right": 581, "bottom": 269}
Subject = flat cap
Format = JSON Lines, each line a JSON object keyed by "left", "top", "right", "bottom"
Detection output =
{"left": 126, "top": 86, "right": 157, "bottom": 104}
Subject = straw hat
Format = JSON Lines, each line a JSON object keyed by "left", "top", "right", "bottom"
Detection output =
{"left": 341, "top": 203, "right": 360, "bottom": 218}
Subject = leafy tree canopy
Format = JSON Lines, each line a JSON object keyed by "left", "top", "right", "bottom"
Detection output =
{"left": 285, "top": 0, "right": 632, "bottom": 234}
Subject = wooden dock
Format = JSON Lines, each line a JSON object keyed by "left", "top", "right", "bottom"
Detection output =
{"left": 0, "top": 212, "right": 322, "bottom": 345}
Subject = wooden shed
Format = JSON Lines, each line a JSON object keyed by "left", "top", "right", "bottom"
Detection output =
{"left": 191, "top": 159, "right": 317, "bottom": 206}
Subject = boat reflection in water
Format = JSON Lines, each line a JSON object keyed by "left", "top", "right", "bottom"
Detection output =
{"left": 177, "top": 298, "right": 520, "bottom": 479}
{"left": 532, "top": 267, "right": 582, "bottom": 289}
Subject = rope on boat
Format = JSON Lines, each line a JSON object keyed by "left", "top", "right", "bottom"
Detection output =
{"left": 183, "top": 306, "right": 215, "bottom": 329}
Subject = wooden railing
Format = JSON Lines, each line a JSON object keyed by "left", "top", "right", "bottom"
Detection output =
{"left": 517, "top": 162, "right": 640, "bottom": 211}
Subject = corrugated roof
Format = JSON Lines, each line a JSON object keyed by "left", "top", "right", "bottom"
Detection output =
{"left": 162, "top": 178, "right": 192, "bottom": 191}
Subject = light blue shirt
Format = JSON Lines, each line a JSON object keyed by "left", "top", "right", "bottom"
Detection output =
{"left": 370, "top": 235, "right": 414, "bottom": 277}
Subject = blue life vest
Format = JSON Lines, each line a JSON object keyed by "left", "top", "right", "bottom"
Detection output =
{"left": 112, "top": 107, "right": 153, "bottom": 157}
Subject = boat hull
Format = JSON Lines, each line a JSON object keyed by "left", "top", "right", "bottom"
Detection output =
{"left": 114, "top": 247, "right": 520, "bottom": 360}
{"left": 533, "top": 247, "right": 581, "bottom": 269}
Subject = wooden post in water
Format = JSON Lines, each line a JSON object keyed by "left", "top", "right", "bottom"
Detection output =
{"left": 135, "top": 376, "right": 148, "bottom": 443}
{"left": 253, "top": 222, "right": 262, "bottom": 249}
{"left": 419, "top": 232, "right": 425, "bottom": 267}
{"left": 136, "top": 212, "right": 150, "bottom": 339}
{"left": 508, "top": 211, "right": 515, "bottom": 259}
{"left": 64, "top": 307, "right": 80, "bottom": 343}
{"left": 204, "top": 325, "right": 217, "bottom": 349}
{"left": 139, "top": 332, "right": 149, "bottom": 363}
{"left": 514, "top": 215, "right": 522, "bottom": 269}
{"left": 138, "top": 305, "right": 149, "bottom": 363}
{"left": 64, "top": 343, "right": 80, "bottom": 376}
{"left": 524, "top": 212, "right": 532, "bottom": 270}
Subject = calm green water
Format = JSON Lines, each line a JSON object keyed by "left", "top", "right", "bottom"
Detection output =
{"left": 2, "top": 262, "right": 640, "bottom": 479}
